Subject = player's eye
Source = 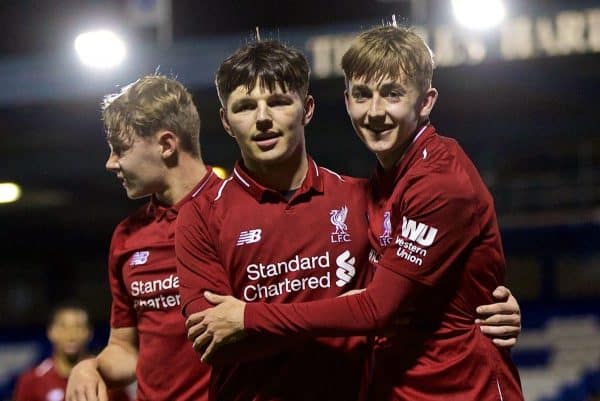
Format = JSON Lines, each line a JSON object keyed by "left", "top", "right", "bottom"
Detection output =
{"left": 387, "top": 91, "right": 403, "bottom": 101}
{"left": 351, "top": 88, "right": 371, "bottom": 102}
{"left": 231, "top": 101, "right": 256, "bottom": 113}
{"left": 381, "top": 87, "right": 405, "bottom": 101}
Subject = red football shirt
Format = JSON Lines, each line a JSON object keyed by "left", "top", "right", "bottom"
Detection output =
{"left": 176, "top": 158, "right": 373, "bottom": 401}
{"left": 244, "top": 126, "right": 523, "bottom": 400}
{"left": 13, "top": 358, "right": 131, "bottom": 401}
{"left": 109, "top": 168, "right": 220, "bottom": 401}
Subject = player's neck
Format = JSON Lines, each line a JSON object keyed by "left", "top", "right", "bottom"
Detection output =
{"left": 53, "top": 353, "right": 80, "bottom": 378}
{"left": 244, "top": 147, "right": 308, "bottom": 192}
{"left": 155, "top": 155, "right": 208, "bottom": 206}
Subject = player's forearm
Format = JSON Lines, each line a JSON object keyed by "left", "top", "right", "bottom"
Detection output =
{"left": 96, "top": 342, "right": 138, "bottom": 386}
{"left": 245, "top": 266, "right": 421, "bottom": 336}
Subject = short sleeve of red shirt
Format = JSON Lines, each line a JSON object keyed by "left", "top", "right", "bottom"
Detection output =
{"left": 109, "top": 226, "right": 137, "bottom": 328}
{"left": 176, "top": 199, "right": 232, "bottom": 317}
{"left": 377, "top": 171, "right": 480, "bottom": 287}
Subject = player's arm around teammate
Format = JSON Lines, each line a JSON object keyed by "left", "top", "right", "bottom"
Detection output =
{"left": 187, "top": 283, "right": 521, "bottom": 361}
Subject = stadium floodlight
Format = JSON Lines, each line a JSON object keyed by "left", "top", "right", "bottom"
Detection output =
{"left": 74, "top": 30, "right": 126, "bottom": 68}
{"left": 0, "top": 182, "right": 22, "bottom": 204}
{"left": 451, "top": 0, "right": 506, "bottom": 30}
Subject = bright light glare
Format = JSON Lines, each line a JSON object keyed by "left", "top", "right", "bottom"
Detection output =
{"left": 74, "top": 30, "right": 126, "bottom": 68}
{"left": 0, "top": 182, "right": 22, "bottom": 204}
{"left": 452, "top": 0, "right": 506, "bottom": 30}
{"left": 212, "top": 167, "right": 229, "bottom": 179}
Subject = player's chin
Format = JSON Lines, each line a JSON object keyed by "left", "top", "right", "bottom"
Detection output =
{"left": 363, "top": 137, "right": 394, "bottom": 154}
{"left": 63, "top": 348, "right": 85, "bottom": 362}
{"left": 254, "top": 148, "right": 289, "bottom": 165}
{"left": 126, "top": 187, "right": 150, "bottom": 199}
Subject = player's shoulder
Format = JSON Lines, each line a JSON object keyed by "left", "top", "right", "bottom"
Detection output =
{"left": 18, "top": 358, "right": 54, "bottom": 383}
{"left": 33, "top": 358, "right": 55, "bottom": 377}
{"left": 407, "top": 133, "right": 473, "bottom": 191}
{"left": 111, "top": 202, "right": 153, "bottom": 240}
{"left": 318, "top": 165, "right": 369, "bottom": 191}
{"left": 178, "top": 177, "right": 232, "bottom": 235}
{"left": 14, "top": 367, "right": 36, "bottom": 386}
{"left": 178, "top": 192, "right": 212, "bottom": 228}
{"left": 402, "top": 162, "right": 476, "bottom": 211}
{"left": 177, "top": 167, "right": 223, "bottom": 212}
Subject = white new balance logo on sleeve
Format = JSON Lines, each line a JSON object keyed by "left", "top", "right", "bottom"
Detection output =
{"left": 237, "top": 229, "right": 262, "bottom": 246}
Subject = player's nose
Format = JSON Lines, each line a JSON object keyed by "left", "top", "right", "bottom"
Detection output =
{"left": 367, "top": 93, "right": 386, "bottom": 118}
{"left": 105, "top": 152, "right": 120, "bottom": 171}
{"left": 256, "top": 103, "right": 273, "bottom": 132}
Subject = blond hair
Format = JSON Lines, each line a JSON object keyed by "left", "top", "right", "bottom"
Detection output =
{"left": 342, "top": 25, "right": 435, "bottom": 96}
{"left": 102, "top": 75, "right": 201, "bottom": 157}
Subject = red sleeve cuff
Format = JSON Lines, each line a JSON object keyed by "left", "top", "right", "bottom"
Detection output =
{"left": 182, "top": 297, "right": 212, "bottom": 318}
{"left": 244, "top": 302, "right": 257, "bottom": 331}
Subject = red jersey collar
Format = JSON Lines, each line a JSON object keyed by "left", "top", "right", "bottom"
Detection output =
{"left": 231, "top": 157, "right": 324, "bottom": 202}
{"left": 373, "top": 124, "right": 437, "bottom": 191}
{"left": 147, "top": 167, "right": 216, "bottom": 221}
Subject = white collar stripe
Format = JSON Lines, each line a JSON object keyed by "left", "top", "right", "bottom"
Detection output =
{"left": 233, "top": 168, "right": 251, "bottom": 188}
{"left": 191, "top": 171, "right": 214, "bottom": 198}
{"left": 322, "top": 167, "right": 344, "bottom": 182}
{"left": 214, "top": 177, "right": 234, "bottom": 201}
{"left": 412, "top": 124, "right": 428, "bottom": 144}
{"left": 312, "top": 160, "right": 319, "bottom": 176}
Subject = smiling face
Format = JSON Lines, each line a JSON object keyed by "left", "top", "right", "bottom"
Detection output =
{"left": 340, "top": 25, "right": 438, "bottom": 168}
{"left": 345, "top": 75, "right": 437, "bottom": 169}
{"left": 220, "top": 80, "right": 314, "bottom": 171}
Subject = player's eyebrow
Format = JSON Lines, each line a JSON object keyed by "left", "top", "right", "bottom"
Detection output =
{"left": 350, "top": 84, "right": 372, "bottom": 95}
{"left": 379, "top": 82, "right": 406, "bottom": 96}
{"left": 379, "top": 82, "right": 405, "bottom": 91}
{"left": 267, "top": 93, "right": 294, "bottom": 103}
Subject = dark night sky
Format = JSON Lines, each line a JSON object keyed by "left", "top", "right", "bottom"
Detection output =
{"left": 0, "top": 0, "right": 414, "bottom": 56}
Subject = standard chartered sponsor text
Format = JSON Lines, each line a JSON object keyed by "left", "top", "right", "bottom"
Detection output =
{"left": 131, "top": 274, "right": 181, "bottom": 309}
{"left": 244, "top": 252, "right": 332, "bottom": 301}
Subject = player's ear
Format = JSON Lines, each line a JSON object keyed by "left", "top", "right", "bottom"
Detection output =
{"left": 418, "top": 87, "right": 438, "bottom": 120}
{"left": 343, "top": 89, "right": 350, "bottom": 114}
{"left": 220, "top": 108, "right": 235, "bottom": 138}
{"left": 302, "top": 95, "right": 315, "bottom": 126}
{"left": 157, "top": 130, "right": 177, "bottom": 159}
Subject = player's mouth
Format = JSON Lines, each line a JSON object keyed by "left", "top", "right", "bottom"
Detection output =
{"left": 63, "top": 341, "right": 82, "bottom": 354}
{"left": 253, "top": 131, "right": 282, "bottom": 150}
{"left": 365, "top": 125, "right": 395, "bottom": 137}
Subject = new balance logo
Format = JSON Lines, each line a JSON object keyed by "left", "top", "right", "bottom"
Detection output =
{"left": 130, "top": 251, "right": 150, "bottom": 266}
{"left": 335, "top": 250, "right": 356, "bottom": 287}
{"left": 401, "top": 216, "right": 438, "bottom": 246}
{"left": 237, "top": 229, "right": 262, "bottom": 246}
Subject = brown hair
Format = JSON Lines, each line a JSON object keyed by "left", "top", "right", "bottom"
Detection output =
{"left": 102, "top": 75, "right": 201, "bottom": 157}
{"left": 342, "top": 25, "right": 435, "bottom": 95}
{"left": 215, "top": 40, "right": 310, "bottom": 105}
